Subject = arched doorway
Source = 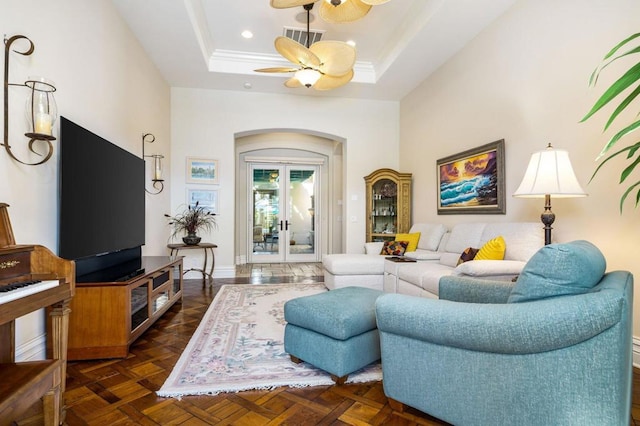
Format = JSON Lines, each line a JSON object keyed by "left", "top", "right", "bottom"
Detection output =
{"left": 234, "top": 130, "right": 344, "bottom": 264}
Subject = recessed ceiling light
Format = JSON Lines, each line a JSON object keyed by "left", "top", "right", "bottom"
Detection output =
{"left": 346, "top": 40, "right": 356, "bottom": 47}
{"left": 243, "top": 82, "right": 252, "bottom": 89}
{"left": 241, "top": 30, "right": 253, "bottom": 39}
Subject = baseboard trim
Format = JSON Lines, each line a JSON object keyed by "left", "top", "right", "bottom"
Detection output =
{"left": 15, "top": 333, "right": 46, "bottom": 362}
{"left": 183, "top": 265, "right": 235, "bottom": 279}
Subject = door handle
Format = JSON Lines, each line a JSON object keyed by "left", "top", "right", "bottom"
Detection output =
{"left": 279, "top": 220, "right": 283, "bottom": 231}
{"left": 285, "top": 220, "right": 289, "bottom": 231}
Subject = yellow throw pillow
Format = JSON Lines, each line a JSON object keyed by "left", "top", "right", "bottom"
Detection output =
{"left": 395, "top": 232, "right": 421, "bottom": 252}
{"left": 475, "top": 236, "right": 506, "bottom": 260}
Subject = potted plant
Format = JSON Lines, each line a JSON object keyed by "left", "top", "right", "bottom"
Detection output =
{"left": 581, "top": 33, "right": 640, "bottom": 211}
{"left": 165, "top": 202, "right": 217, "bottom": 245}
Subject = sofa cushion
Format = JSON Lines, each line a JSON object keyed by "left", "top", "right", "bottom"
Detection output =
{"left": 453, "top": 260, "right": 526, "bottom": 278}
{"left": 475, "top": 236, "right": 506, "bottom": 260}
{"left": 444, "top": 223, "right": 486, "bottom": 254}
{"left": 364, "top": 241, "right": 384, "bottom": 254}
{"left": 395, "top": 232, "right": 420, "bottom": 252}
{"left": 508, "top": 240, "right": 607, "bottom": 303}
{"left": 380, "top": 240, "right": 409, "bottom": 256}
{"left": 410, "top": 223, "right": 448, "bottom": 251}
{"left": 323, "top": 254, "right": 385, "bottom": 275}
{"left": 405, "top": 250, "right": 442, "bottom": 261}
{"left": 481, "top": 223, "right": 543, "bottom": 261}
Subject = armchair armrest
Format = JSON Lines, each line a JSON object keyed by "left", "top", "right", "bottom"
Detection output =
{"left": 439, "top": 276, "right": 514, "bottom": 303}
{"left": 375, "top": 292, "right": 622, "bottom": 355}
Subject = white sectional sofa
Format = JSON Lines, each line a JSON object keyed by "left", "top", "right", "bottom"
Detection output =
{"left": 322, "top": 223, "right": 447, "bottom": 291}
{"left": 323, "top": 222, "right": 544, "bottom": 297}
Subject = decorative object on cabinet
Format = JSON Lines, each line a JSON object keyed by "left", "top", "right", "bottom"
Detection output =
{"left": 437, "top": 139, "right": 506, "bottom": 215}
{"left": 2, "top": 34, "right": 58, "bottom": 166}
{"left": 364, "top": 168, "right": 412, "bottom": 243}
{"left": 513, "top": 143, "right": 587, "bottom": 245}
{"left": 67, "top": 256, "right": 182, "bottom": 360}
{"left": 142, "top": 133, "right": 164, "bottom": 194}
{"left": 187, "top": 188, "right": 218, "bottom": 214}
{"left": 186, "top": 157, "right": 219, "bottom": 184}
{"left": 165, "top": 201, "right": 217, "bottom": 245}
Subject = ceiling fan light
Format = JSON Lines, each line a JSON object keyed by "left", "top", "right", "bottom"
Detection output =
{"left": 326, "top": 0, "right": 345, "bottom": 5}
{"left": 295, "top": 68, "right": 322, "bottom": 87}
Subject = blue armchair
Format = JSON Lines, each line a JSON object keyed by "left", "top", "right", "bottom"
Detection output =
{"left": 376, "top": 241, "right": 633, "bottom": 426}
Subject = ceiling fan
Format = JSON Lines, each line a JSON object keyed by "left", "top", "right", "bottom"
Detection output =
{"left": 255, "top": 3, "right": 356, "bottom": 90}
{"left": 271, "top": 0, "right": 391, "bottom": 23}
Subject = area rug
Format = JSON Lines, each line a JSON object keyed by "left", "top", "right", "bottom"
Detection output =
{"left": 157, "top": 283, "right": 382, "bottom": 398}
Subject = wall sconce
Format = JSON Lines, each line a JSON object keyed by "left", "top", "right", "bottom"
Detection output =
{"left": 142, "top": 133, "right": 164, "bottom": 194}
{"left": 2, "top": 34, "right": 57, "bottom": 166}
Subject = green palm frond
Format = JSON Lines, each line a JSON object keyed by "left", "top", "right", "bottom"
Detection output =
{"left": 583, "top": 32, "right": 640, "bottom": 211}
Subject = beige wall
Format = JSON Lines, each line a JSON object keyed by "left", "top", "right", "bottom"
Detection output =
{"left": 400, "top": 0, "right": 640, "bottom": 334}
{"left": 171, "top": 88, "right": 400, "bottom": 273}
{"left": 0, "top": 0, "right": 171, "bottom": 358}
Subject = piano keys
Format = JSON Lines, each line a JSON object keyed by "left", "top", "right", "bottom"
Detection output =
{"left": 0, "top": 279, "right": 59, "bottom": 305}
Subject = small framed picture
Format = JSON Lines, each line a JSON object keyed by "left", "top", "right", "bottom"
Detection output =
{"left": 187, "top": 188, "right": 218, "bottom": 214}
{"left": 186, "top": 157, "right": 218, "bottom": 184}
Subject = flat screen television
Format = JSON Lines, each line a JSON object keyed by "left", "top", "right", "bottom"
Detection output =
{"left": 58, "top": 116, "right": 145, "bottom": 281}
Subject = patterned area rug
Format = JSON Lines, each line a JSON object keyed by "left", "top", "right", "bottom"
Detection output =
{"left": 157, "top": 283, "right": 382, "bottom": 398}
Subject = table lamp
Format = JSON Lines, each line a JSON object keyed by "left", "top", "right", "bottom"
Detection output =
{"left": 513, "top": 143, "right": 587, "bottom": 245}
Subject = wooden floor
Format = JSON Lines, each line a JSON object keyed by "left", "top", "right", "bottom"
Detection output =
{"left": 17, "top": 263, "right": 640, "bottom": 424}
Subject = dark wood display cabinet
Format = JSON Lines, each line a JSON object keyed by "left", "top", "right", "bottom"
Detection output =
{"left": 67, "top": 256, "right": 183, "bottom": 361}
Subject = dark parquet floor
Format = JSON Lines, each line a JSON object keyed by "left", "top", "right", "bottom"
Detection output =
{"left": 16, "top": 263, "right": 640, "bottom": 425}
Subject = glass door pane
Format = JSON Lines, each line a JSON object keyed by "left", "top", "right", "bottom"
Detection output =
{"left": 286, "top": 166, "right": 317, "bottom": 261}
{"left": 251, "top": 166, "right": 282, "bottom": 261}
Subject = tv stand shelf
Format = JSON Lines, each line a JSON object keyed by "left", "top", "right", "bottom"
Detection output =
{"left": 67, "top": 256, "right": 183, "bottom": 361}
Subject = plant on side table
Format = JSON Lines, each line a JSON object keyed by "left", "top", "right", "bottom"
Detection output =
{"left": 165, "top": 201, "right": 217, "bottom": 245}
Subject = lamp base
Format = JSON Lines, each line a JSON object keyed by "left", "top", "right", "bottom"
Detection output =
{"left": 541, "top": 194, "right": 555, "bottom": 245}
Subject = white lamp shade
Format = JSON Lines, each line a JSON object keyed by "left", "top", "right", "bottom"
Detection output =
{"left": 295, "top": 68, "right": 321, "bottom": 87}
{"left": 513, "top": 146, "right": 587, "bottom": 198}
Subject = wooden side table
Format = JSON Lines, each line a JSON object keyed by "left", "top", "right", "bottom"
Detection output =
{"left": 167, "top": 242, "right": 217, "bottom": 283}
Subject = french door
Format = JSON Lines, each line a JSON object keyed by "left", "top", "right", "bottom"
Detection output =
{"left": 249, "top": 163, "right": 319, "bottom": 263}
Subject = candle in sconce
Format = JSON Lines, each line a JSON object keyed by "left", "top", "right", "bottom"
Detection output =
{"left": 154, "top": 157, "right": 162, "bottom": 180}
{"left": 35, "top": 113, "right": 53, "bottom": 135}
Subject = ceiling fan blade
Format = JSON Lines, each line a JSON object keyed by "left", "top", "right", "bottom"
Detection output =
{"left": 313, "top": 69, "right": 354, "bottom": 90}
{"left": 254, "top": 67, "right": 298, "bottom": 73}
{"left": 270, "top": 0, "right": 319, "bottom": 9}
{"left": 284, "top": 77, "right": 303, "bottom": 88}
{"left": 309, "top": 41, "right": 356, "bottom": 76}
{"left": 361, "top": 0, "right": 391, "bottom": 4}
{"left": 274, "top": 36, "right": 321, "bottom": 68}
{"left": 319, "top": 0, "right": 371, "bottom": 23}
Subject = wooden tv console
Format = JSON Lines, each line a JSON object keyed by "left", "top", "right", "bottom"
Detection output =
{"left": 67, "top": 256, "right": 183, "bottom": 360}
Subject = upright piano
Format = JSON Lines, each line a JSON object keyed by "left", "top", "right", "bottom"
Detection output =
{"left": 0, "top": 203, "right": 75, "bottom": 426}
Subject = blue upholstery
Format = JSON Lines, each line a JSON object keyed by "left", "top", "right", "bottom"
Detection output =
{"left": 376, "top": 263, "right": 633, "bottom": 425}
{"left": 284, "top": 286, "right": 384, "bottom": 379}
{"left": 509, "top": 240, "right": 607, "bottom": 303}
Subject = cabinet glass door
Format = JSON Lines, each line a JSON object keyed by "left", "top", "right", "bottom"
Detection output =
{"left": 371, "top": 179, "right": 398, "bottom": 241}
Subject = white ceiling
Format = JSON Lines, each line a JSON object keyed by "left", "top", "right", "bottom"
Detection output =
{"left": 111, "top": 0, "right": 516, "bottom": 101}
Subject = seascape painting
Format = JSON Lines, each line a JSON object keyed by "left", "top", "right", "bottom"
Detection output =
{"left": 437, "top": 140, "right": 505, "bottom": 214}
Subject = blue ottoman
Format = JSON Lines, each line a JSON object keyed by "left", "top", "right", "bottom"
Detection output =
{"left": 283, "top": 286, "right": 384, "bottom": 384}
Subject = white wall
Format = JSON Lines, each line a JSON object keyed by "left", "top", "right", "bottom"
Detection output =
{"left": 171, "top": 88, "right": 399, "bottom": 272}
{"left": 0, "top": 0, "right": 171, "bottom": 358}
{"left": 400, "top": 0, "right": 640, "bottom": 333}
